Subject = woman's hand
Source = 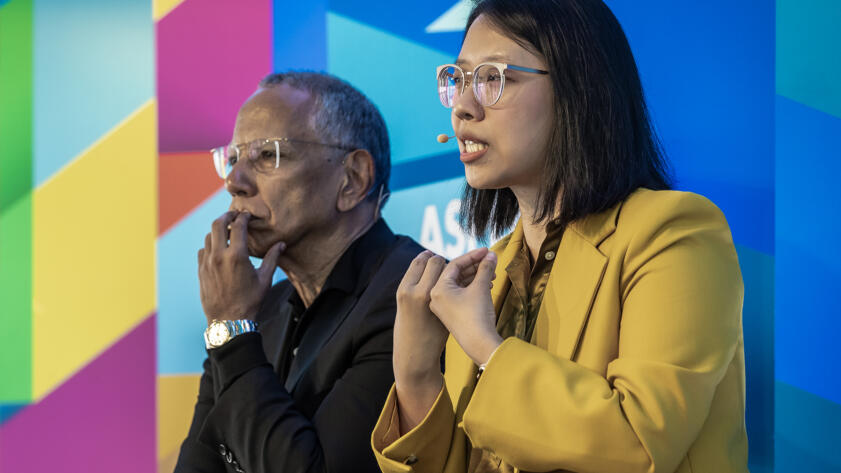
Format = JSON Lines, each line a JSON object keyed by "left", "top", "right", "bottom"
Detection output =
{"left": 393, "top": 250, "right": 450, "bottom": 433}
{"left": 430, "top": 248, "right": 504, "bottom": 366}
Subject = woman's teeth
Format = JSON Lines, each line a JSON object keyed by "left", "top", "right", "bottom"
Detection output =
{"left": 464, "top": 140, "right": 489, "bottom": 153}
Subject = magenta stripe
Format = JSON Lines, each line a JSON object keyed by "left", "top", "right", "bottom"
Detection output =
{"left": 157, "top": 0, "right": 273, "bottom": 152}
{"left": 0, "top": 316, "right": 156, "bottom": 473}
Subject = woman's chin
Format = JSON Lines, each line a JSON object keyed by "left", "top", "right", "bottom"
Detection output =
{"left": 465, "top": 172, "right": 506, "bottom": 190}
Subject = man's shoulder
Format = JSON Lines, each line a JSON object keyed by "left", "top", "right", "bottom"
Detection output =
{"left": 370, "top": 234, "right": 425, "bottom": 282}
{"left": 389, "top": 234, "right": 426, "bottom": 262}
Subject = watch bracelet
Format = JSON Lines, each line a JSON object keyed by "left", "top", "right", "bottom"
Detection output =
{"left": 205, "top": 319, "right": 258, "bottom": 349}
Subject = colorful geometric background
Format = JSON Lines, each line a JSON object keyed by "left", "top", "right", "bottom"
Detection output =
{"left": 0, "top": 0, "right": 838, "bottom": 472}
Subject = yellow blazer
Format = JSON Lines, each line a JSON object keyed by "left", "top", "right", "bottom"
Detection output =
{"left": 372, "top": 189, "right": 749, "bottom": 473}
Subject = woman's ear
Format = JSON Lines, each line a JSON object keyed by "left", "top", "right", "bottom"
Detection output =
{"left": 336, "top": 149, "right": 375, "bottom": 212}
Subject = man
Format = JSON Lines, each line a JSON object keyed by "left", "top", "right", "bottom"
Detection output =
{"left": 174, "top": 72, "right": 423, "bottom": 473}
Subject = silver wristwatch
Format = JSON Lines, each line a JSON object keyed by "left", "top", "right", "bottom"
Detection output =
{"left": 204, "top": 319, "right": 258, "bottom": 349}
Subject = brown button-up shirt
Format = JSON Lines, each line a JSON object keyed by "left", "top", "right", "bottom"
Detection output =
{"left": 469, "top": 221, "right": 565, "bottom": 473}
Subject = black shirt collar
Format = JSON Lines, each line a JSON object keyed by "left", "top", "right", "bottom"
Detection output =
{"left": 318, "top": 218, "right": 396, "bottom": 296}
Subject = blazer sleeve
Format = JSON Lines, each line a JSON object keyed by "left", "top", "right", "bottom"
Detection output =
{"left": 174, "top": 358, "right": 227, "bottom": 473}
{"left": 193, "top": 303, "right": 397, "bottom": 473}
{"left": 459, "top": 194, "right": 744, "bottom": 473}
{"left": 371, "top": 377, "right": 461, "bottom": 473}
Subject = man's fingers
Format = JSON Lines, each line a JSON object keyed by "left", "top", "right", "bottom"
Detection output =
{"left": 204, "top": 233, "right": 212, "bottom": 252}
{"left": 468, "top": 251, "right": 498, "bottom": 289}
{"left": 228, "top": 212, "right": 251, "bottom": 252}
{"left": 258, "top": 241, "right": 286, "bottom": 284}
{"left": 210, "top": 211, "right": 237, "bottom": 252}
{"left": 401, "top": 250, "right": 434, "bottom": 287}
{"left": 418, "top": 255, "right": 447, "bottom": 290}
{"left": 198, "top": 248, "right": 205, "bottom": 268}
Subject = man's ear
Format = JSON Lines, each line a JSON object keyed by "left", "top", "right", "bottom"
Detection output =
{"left": 336, "top": 149, "right": 375, "bottom": 212}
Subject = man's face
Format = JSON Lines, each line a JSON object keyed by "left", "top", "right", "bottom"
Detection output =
{"left": 226, "top": 85, "right": 346, "bottom": 257}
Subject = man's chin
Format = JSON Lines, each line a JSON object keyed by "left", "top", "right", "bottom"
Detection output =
{"left": 248, "top": 240, "right": 285, "bottom": 261}
{"left": 247, "top": 245, "right": 269, "bottom": 259}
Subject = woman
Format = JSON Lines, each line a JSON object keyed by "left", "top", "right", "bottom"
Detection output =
{"left": 372, "top": 0, "right": 748, "bottom": 472}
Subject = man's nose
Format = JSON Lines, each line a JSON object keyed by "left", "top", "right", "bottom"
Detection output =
{"left": 225, "top": 161, "right": 257, "bottom": 197}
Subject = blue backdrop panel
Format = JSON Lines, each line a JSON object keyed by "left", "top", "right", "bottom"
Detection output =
{"left": 775, "top": 381, "right": 841, "bottom": 472}
{"left": 33, "top": 0, "right": 154, "bottom": 185}
{"left": 273, "top": 0, "right": 327, "bottom": 72}
{"left": 606, "top": 0, "right": 775, "bottom": 255}
{"left": 326, "top": 12, "right": 459, "bottom": 165}
{"left": 158, "top": 189, "right": 230, "bottom": 375}
{"left": 775, "top": 96, "right": 841, "bottom": 404}
{"left": 737, "top": 244, "right": 775, "bottom": 471}
{"left": 329, "top": 0, "right": 464, "bottom": 56}
{"left": 382, "top": 176, "right": 482, "bottom": 259}
{"left": 777, "top": 0, "right": 841, "bottom": 119}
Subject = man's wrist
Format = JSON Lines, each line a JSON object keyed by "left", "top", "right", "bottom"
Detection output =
{"left": 204, "top": 319, "right": 259, "bottom": 350}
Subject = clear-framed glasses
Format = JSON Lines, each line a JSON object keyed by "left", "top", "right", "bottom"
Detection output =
{"left": 211, "top": 137, "right": 355, "bottom": 179}
{"left": 436, "top": 62, "right": 549, "bottom": 108}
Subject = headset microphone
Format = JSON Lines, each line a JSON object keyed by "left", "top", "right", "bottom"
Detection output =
{"left": 437, "top": 134, "right": 455, "bottom": 143}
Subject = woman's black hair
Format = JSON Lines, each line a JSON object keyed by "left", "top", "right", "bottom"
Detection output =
{"left": 460, "top": 0, "right": 672, "bottom": 239}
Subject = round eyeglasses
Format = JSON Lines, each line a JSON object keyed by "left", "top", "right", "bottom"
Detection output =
{"left": 211, "top": 138, "right": 355, "bottom": 179}
{"left": 436, "top": 62, "right": 549, "bottom": 108}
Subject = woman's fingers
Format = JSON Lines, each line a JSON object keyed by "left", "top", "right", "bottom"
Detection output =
{"left": 469, "top": 251, "right": 498, "bottom": 289}
{"left": 418, "top": 255, "right": 447, "bottom": 290}
{"left": 440, "top": 247, "right": 489, "bottom": 284}
{"left": 401, "top": 250, "right": 434, "bottom": 288}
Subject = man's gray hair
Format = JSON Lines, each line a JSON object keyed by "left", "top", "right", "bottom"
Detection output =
{"left": 259, "top": 71, "right": 391, "bottom": 207}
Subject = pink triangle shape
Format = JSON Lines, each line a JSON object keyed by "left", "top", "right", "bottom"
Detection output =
{"left": 0, "top": 316, "right": 157, "bottom": 473}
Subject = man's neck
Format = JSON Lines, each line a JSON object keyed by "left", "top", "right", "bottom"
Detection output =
{"left": 278, "top": 206, "right": 377, "bottom": 308}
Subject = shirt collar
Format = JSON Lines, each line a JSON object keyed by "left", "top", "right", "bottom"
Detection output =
{"left": 319, "top": 218, "right": 396, "bottom": 296}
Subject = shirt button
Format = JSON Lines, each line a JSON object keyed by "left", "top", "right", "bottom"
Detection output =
{"left": 545, "top": 250, "right": 556, "bottom": 261}
{"left": 404, "top": 454, "right": 418, "bottom": 465}
{"left": 292, "top": 347, "right": 299, "bottom": 357}
{"left": 218, "top": 444, "right": 227, "bottom": 456}
{"left": 226, "top": 451, "right": 233, "bottom": 463}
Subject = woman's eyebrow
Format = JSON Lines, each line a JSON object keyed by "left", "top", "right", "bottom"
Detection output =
{"left": 455, "top": 54, "right": 511, "bottom": 66}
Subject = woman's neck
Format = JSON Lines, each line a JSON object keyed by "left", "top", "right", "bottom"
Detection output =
{"left": 509, "top": 185, "right": 550, "bottom": 263}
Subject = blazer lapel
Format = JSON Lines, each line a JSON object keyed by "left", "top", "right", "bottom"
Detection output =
{"left": 531, "top": 230, "right": 606, "bottom": 359}
{"left": 530, "top": 201, "right": 623, "bottom": 359}
{"left": 490, "top": 221, "right": 523, "bottom": 314}
{"left": 283, "top": 294, "right": 358, "bottom": 392}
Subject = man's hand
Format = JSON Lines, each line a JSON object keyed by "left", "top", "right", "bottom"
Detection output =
{"left": 429, "top": 248, "right": 503, "bottom": 366}
{"left": 198, "top": 211, "right": 285, "bottom": 324}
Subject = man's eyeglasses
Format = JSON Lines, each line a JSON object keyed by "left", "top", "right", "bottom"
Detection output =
{"left": 436, "top": 62, "right": 549, "bottom": 108}
{"left": 211, "top": 138, "right": 355, "bottom": 179}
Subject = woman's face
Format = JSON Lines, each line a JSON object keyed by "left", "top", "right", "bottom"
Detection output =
{"left": 452, "top": 14, "right": 555, "bottom": 192}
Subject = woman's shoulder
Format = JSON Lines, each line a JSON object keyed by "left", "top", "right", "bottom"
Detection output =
{"left": 610, "top": 188, "right": 736, "bottom": 258}
{"left": 616, "top": 188, "right": 730, "bottom": 235}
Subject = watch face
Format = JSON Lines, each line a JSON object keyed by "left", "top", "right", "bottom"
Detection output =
{"left": 208, "top": 322, "right": 230, "bottom": 346}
